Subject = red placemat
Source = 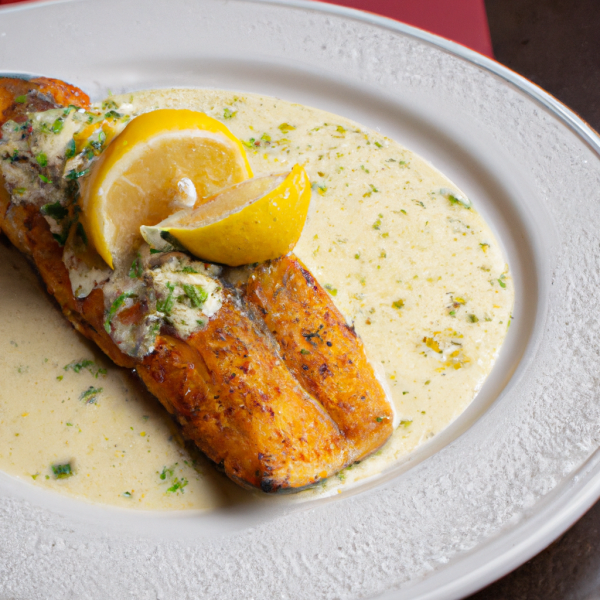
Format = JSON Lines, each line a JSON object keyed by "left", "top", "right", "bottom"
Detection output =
{"left": 313, "top": 0, "right": 493, "bottom": 57}
{"left": 0, "top": 0, "right": 493, "bottom": 59}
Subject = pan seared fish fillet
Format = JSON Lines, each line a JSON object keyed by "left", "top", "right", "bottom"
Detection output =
{"left": 0, "top": 77, "right": 393, "bottom": 492}
{"left": 246, "top": 256, "right": 394, "bottom": 462}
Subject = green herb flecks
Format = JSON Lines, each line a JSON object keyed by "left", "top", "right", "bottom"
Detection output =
{"left": 129, "top": 254, "right": 143, "bottom": 279}
{"left": 35, "top": 153, "right": 48, "bottom": 167}
{"left": 51, "top": 463, "right": 73, "bottom": 479}
{"left": 311, "top": 181, "right": 327, "bottom": 195}
{"left": 14, "top": 95, "right": 27, "bottom": 104}
{"left": 89, "top": 129, "right": 106, "bottom": 152}
{"left": 38, "top": 174, "right": 51, "bottom": 184}
{"left": 159, "top": 465, "right": 175, "bottom": 481}
{"left": 63, "top": 359, "right": 107, "bottom": 378}
{"left": 157, "top": 283, "right": 176, "bottom": 315}
{"left": 223, "top": 107, "right": 237, "bottom": 119}
{"left": 80, "top": 386, "right": 103, "bottom": 404}
{"left": 166, "top": 477, "right": 188, "bottom": 494}
{"left": 65, "top": 138, "right": 76, "bottom": 159}
{"left": 363, "top": 184, "right": 379, "bottom": 198}
{"left": 392, "top": 299, "right": 405, "bottom": 310}
{"left": 41, "top": 201, "right": 68, "bottom": 221}
{"left": 104, "top": 292, "right": 137, "bottom": 333}
{"left": 51, "top": 118, "right": 64, "bottom": 134}
{"left": 441, "top": 188, "right": 472, "bottom": 209}
{"left": 181, "top": 266, "right": 199, "bottom": 274}
{"left": 65, "top": 168, "right": 91, "bottom": 180}
{"left": 324, "top": 284, "right": 338, "bottom": 296}
{"left": 468, "top": 314, "right": 479, "bottom": 323}
{"left": 182, "top": 284, "right": 208, "bottom": 308}
{"left": 63, "top": 105, "right": 79, "bottom": 116}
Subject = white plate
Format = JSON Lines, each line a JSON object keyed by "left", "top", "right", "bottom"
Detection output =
{"left": 1, "top": 0, "right": 599, "bottom": 598}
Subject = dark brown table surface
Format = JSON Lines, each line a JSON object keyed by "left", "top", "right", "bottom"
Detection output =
{"left": 469, "top": 1, "right": 600, "bottom": 598}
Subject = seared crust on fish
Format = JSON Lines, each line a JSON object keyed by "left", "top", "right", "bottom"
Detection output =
{"left": 0, "top": 77, "right": 393, "bottom": 492}
{"left": 138, "top": 297, "right": 348, "bottom": 491}
{"left": 246, "top": 256, "right": 394, "bottom": 461}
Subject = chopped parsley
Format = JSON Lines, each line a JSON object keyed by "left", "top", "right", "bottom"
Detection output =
{"left": 51, "top": 463, "right": 73, "bottom": 479}
{"left": 364, "top": 184, "right": 379, "bottom": 198}
{"left": 182, "top": 284, "right": 208, "bottom": 308}
{"left": 38, "top": 174, "right": 51, "bottom": 184}
{"left": 41, "top": 201, "right": 68, "bottom": 221}
{"left": 65, "top": 138, "right": 76, "bottom": 159}
{"left": 104, "top": 110, "right": 123, "bottom": 120}
{"left": 324, "top": 284, "right": 337, "bottom": 296}
{"left": 159, "top": 465, "right": 175, "bottom": 480}
{"left": 51, "top": 118, "right": 64, "bottom": 134}
{"left": 166, "top": 477, "right": 188, "bottom": 494}
{"left": 14, "top": 95, "right": 27, "bottom": 104}
{"left": 80, "top": 386, "right": 103, "bottom": 404}
{"left": 63, "top": 359, "right": 107, "bottom": 378}
{"left": 35, "top": 153, "right": 48, "bottom": 167}
{"left": 65, "top": 168, "right": 91, "bottom": 180}
{"left": 128, "top": 254, "right": 143, "bottom": 279}
{"left": 104, "top": 292, "right": 137, "bottom": 333}
{"left": 181, "top": 266, "right": 199, "bottom": 274}
{"left": 223, "top": 107, "right": 237, "bottom": 119}
{"left": 392, "top": 299, "right": 404, "bottom": 309}
{"left": 76, "top": 222, "right": 88, "bottom": 246}
{"left": 157, "top": 282, "right": 176, "bottom": 314}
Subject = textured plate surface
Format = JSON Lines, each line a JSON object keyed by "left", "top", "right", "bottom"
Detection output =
{"left": 0, "top": 1, "right": 600, "bottom": 598}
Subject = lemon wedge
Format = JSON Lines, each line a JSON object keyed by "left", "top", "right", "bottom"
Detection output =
{"left": 80, "top": 109, "right": 253, "bottom": 268}
{"left": 141, "top": 164, "right": 311, "bottom": 266}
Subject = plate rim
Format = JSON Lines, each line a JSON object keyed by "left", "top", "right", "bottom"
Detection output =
{"left": 1, "top": 1, "right": 599, "bottom": 598}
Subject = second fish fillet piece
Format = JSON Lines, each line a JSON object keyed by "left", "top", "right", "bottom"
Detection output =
{"left": 246, "top": 255, "right": 394, "bottom": 463}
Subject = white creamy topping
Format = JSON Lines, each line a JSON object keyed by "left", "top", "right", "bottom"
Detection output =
{"left": 63, "top": 245, "right": 111, "bottom": 298}
{"left": 151, "top": 256, "right": 223, "bottom": 339}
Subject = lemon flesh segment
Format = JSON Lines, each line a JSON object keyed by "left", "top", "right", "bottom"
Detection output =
{"left": 80, "top": 109, "right": 253, "bottom": 269}
{"left": 143, "top": 164, "right": 311, "bottom": 267}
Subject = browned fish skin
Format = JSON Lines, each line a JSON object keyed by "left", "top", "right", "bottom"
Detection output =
{"left": 138, "top": 296, "right": 348, "bottom": 491}
{"left": 0, "top": 76, "right": 89, "bottom": 124}
{"left": 0, "top": 76, "right": 391, "bottom": 492}
{"left": 246, "top": 255, "right": 394, "bottom": 462}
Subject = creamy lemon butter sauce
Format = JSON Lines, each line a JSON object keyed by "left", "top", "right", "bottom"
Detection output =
{"left": 0, "top": 89, "right": 513, "bottom": 508}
